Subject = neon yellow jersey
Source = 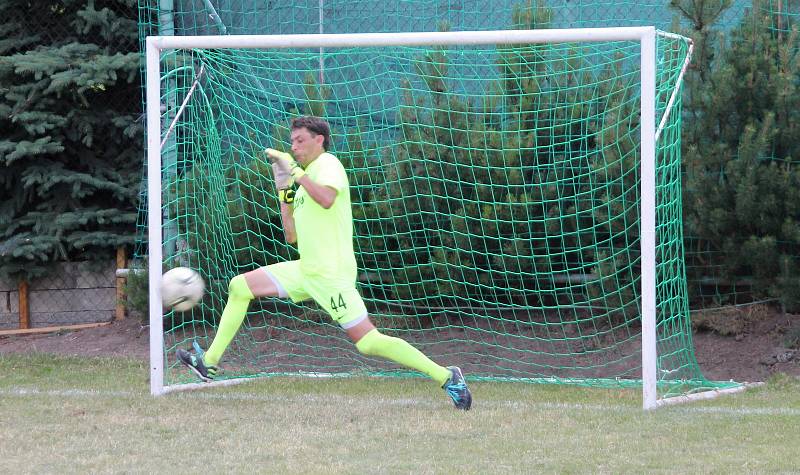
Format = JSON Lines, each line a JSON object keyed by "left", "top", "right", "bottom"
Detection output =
{"left": 292, "top": 152, "right": 357, "bottom": 280}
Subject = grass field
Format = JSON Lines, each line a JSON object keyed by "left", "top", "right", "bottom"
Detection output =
{"left": 1, "top": 354, "right": 799, "bottom": 473}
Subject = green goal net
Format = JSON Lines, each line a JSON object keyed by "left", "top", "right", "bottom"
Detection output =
{"left": 146, "top": 28, "right": 741, "bottom": 404}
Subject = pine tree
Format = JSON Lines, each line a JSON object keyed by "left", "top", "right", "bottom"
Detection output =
{"left": 368, "top": 1, "right": 642, "bottom": 316}
{"left": 675, "top": 1, "right": 800, "bottom": 309}
{"left": 0, "top": 0, "right": 142, "bottom": 280}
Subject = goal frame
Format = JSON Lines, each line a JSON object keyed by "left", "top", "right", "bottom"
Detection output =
{"left": 145, "top": 27, "right": 661, "bottom": 407}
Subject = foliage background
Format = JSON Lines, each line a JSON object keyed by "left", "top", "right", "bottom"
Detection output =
{"left": 2, "top": 0, "right": 800, "bottom": 315}
{"left": 0, "top": 0, "right": 142, "bottom": 281}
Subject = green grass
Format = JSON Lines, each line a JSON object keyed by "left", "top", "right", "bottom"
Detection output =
{"left": 1, "top": 354, "right": 799, "bottom": 473}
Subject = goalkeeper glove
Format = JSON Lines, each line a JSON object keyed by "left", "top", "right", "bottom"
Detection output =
{"left": 271, "top": 162, "right": 292, "bottom": 190}
{"left": 278, "top": 187, "right": 296, "bottom": 204}
{"left": 265, "top": 148, "right": 305, "bottom": 180}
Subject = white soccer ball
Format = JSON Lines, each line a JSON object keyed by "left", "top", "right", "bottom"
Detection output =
{"left": 161, "top": 267, "right": 205, "bottom": 312}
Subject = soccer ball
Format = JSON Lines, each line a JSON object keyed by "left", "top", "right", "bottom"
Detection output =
{"left": 161, "top": 267, "right": 205, "bottom": 312}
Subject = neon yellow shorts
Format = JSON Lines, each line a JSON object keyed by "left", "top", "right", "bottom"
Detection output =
{"left": 262, "top": 260, "right": 368, "bottom": 329}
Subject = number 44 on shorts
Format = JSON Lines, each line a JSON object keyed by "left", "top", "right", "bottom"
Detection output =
{"left": 330, "top": 293, "right": 347, "bottom": 311}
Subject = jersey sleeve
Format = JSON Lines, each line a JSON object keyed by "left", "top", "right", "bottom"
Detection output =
{"left": 313, "top": 154, "right": 348, "bottom": 193}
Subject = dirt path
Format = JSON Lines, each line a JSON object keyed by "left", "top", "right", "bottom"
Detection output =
{"left": 1, "top": 309, "right": 798, "bottom": 383}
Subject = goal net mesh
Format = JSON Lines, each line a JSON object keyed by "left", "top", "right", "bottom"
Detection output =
{"left": 153, "top": 33, "right": 737, "bottom": 397}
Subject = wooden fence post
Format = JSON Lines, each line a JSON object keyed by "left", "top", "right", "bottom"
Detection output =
{"left": 19, "top": 279, "right": 30, "bottom": 329}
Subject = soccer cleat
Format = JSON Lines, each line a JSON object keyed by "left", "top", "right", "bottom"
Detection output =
{"left": 442, "top": 366, "right": 472, "bottom": 410}
{"left": 176, "top": 342, "right": 218, "bottom": 382}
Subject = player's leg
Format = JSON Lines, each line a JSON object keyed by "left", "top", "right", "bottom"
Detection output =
{"left": 177, "top": 269, "right": 266, "bottom": 379}
{"left": 346, "top": 317, "right": 472, "bottom": 410}
{"left": 178, "top": 261, "right": 307, "bottom": 380}
{"left": 309, "top": 281, "right": 472, "bottom": 409}
{"left": 345, "top": 317, "right": 450, "bottom": 385}
{"left": 201, "top": 268, "right": 281, "bottom": 366}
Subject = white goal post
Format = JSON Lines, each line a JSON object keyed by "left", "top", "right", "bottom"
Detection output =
{"left": 146, "top": 27, "right": 671, "bottom": 409}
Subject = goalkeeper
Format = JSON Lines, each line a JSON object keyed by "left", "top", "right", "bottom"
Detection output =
{"left": 177, "top": 116, "right": 472, "bottom": 410}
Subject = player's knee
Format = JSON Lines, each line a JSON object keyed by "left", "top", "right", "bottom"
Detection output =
{"left": 355, "top": 329, "right": 382, "bottom": 356}
{"left": 228, "top": 275, "right": 254, "bottom": 301}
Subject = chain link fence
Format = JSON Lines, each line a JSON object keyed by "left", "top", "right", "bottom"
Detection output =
{"left": 134, "top": 0, "right": 800, "bottom": 312}
{"left": 134, "top": 0, "right": 795, "bottom": 36}
{"left": 2, "top": 1, "right": 140, "bottom": 331}
{"left": 4, "top": 0, "right": 142, "bottom": 108}
{"left": 3, "top": 1, "right": 799, "bottom": 330}
{"left": 0, "top": 254, "right": 126, "bottom": 331}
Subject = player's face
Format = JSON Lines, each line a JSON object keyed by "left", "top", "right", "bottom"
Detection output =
{"left": 290, "top": 127, "right": 325, "bottom": 166}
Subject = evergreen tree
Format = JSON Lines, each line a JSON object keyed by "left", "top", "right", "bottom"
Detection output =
{"left": 365, "top": 1, "right": 642, "bottom": 318}
{"left": 0, "top": 0, "right": 141, "bottom": 280}
{"left": 674, "top": 1, "right": 800, "bottom": 309}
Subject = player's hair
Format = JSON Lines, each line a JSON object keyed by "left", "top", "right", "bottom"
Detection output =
{"left": 291, "top": 116, "right": 331, "bottom": 150}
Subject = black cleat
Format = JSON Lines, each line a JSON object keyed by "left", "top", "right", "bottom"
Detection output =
{"left": 176, "top": 343, "right": 218, "bottom": 382}
{"left": 442, "top": 366, "right": 472, "bottom": 410}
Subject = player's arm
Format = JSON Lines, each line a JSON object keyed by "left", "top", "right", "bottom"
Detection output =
{"left": 294, "top": 175, "right": 337, "bottom": 209}
{"left": 270, "top": 160, "right": 298, "bottom": 244}
{"left": 266, "top": 148, "right": 338, "bottom": 209}
{"left": 279, "top": 201, "right": 297, "bottom": 244}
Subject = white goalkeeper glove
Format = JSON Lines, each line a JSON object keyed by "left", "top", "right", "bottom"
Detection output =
{"left": 265, "top": 148, "right": 305, "bottom": 180}
{"left": 271, "top": 162, "right": 292, "bottom": 190}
